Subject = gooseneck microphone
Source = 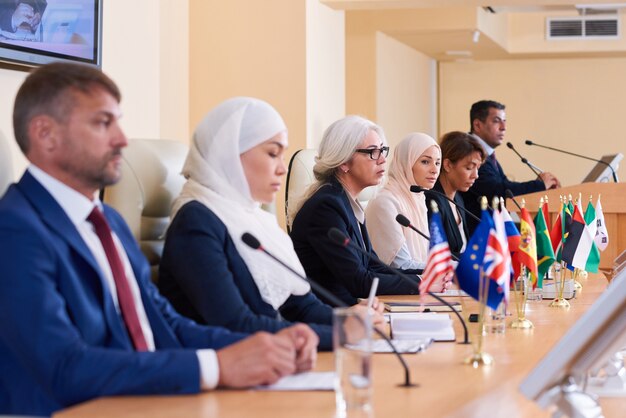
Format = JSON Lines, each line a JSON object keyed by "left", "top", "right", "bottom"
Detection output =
{"left": 506, "top": 142, "right": 543, "bottom": 177}
{"left": 241, "top": 232, "right": 416, "bottom": 388}
{"left": 525, "top": 139, "right": 618, "bottom": 183}
{"left": 395, "top": 214, "right": 430, "bottom": 241}
{"left": 327, "top": 228, "right": 470, "bottom": 345}
{"left": 505, "top": 189, "right": 522, "bottom": 211}
{"left": 410, "top": 185, "right": 481, "bottom": 223}
{"left": 395, "top": 214, "right": 459, "bottom": 262}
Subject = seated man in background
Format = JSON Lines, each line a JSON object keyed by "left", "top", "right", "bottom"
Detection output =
{"left": 461, "top": 100, "right": 560, "bottom": 233}
{"left": 0, "top": 62, "right": 317, "bottom": 416}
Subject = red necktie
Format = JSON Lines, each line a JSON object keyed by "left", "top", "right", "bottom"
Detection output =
{"left": 87, "top": 207, "right": 148, "bottom": 351}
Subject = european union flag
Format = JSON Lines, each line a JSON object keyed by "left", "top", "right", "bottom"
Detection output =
{"left": 455, "top": 209, "right": 504, "bottom": 310}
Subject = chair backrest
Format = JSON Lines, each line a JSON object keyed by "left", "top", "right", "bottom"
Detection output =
{"left": 284, "top": 149, "right": 380, "bottom": 231}
{"left": 103, "top": 139, "right": 188, "bottom": 282}
{"left": 0, "top": 129, "right": 14, "bottom": 198}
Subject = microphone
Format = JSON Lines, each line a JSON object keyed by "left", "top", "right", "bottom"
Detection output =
{"left": 525, "top": 139, "right": 618, "bottom": 183}
{"left": 327, "top": 228, "right": 470, "bottom": 345}
{"left": 395, "top": 214, "right": 459, "bottom": 262}
{"left": 395, "top": 214, "right": 430, "bottom": 241}
{"left": 410, "top": 185, "right": 481, "bottom": 223}
{"left": 506, "top": 142, "right": 543, "bottom": 177}
{"left": 505, "top": 189, "right": 522, "bottom": 211}
{"left": 241, "top": 232, "right": 416, "bottom": 387}
{"left": 242, "top": 233, "right": 346, "bottom": 308}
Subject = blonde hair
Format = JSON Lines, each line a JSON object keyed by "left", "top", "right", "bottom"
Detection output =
{"left": 288, "top": 115, "right": 386, "bottom": 223}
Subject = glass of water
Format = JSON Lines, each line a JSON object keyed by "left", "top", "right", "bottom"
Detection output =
{"left": 333, "top": 307, "right": 373, "bottom": 417}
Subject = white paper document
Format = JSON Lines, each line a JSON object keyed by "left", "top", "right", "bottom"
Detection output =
{"left": 258, "top": 371, "right": 335, "bottom": 391}
{"left": 390, "top": 313, "right": 456, "bottom": 342}
{"left": 371, "top": 338, "right": 433, "bottom": 353}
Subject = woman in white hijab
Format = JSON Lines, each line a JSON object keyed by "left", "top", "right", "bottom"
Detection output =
{"left": 158, "top": 97, "right": 333, "bottom": 348}
{"left": 366, "top": 133, "right": 441, "bottom": 271}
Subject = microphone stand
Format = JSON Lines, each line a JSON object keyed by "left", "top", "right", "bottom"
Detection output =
{"left": 505, "top": 189, "right": 522, "bottom": 211}
{"left": 394, "top": 214, "right": 430, "bottom": 242}
{"left": 506, "top": 142, "right": 542, "bottom": 177}
{"left": 410, "top": 185, "right": 481, "bottom": 223}
{"left": 394, "top": 214, "right": 460, "bottom": 262}
{"left": 327, "top": 228, "right": 470, "bottom": 345}
{"left": 241, "top": 233, "right": 417, "bottom": 388}
{"left": 525, "top": 140, "right": 619, "bottom": 183}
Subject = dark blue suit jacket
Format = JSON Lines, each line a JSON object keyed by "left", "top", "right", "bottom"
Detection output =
{"left": 460, "top": 153, "right": 544, "bottom": 234}
{"left": 159, "top": 201, "right": 333, "bottom": 350}
{"left": 426, "top": 181, "right": 468, "bottom": 260}
{"left": 290, "top": 177, "right": 419, "bottom": 306}
{"left": 0, "top": 172, "right": 246, "bottom": 416}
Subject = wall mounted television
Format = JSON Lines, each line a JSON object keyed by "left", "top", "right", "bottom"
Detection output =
{"left": 0, "top": 0, "right": 101, "bottom": 68}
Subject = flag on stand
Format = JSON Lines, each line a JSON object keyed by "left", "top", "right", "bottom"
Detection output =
{"left": 501, "top": 203, "right": 521, "bottom": 255}
{"left": 534, "top": 203, "right": 555, "bottom": 288}
{"left": 594, "top": 197, "right": 609, "bottom": 251}
{"left": 485, "top": 199, "right": 512, "bottom": 303}
{"left": 550, "top": 200, "right": 563, "bottom": 261}
{"left": 420, "top": 204, "right": 454, "bottom": 294}
{"left": 562, "top": 201, "right": 600, "bottom": 273}
{"left": 542, "top": 195, "right": 550, "bottom": 227}
{"left": 567, "top": 195, "right": 575, "bottom": 216}
{"left": 583, "top": 197, "right": 597, "bottom": 238}
{"left": 512, "top": 206, "right": 538, "bottom": 288}
{"left": 456, "top": 208, "right": 505, "bottom": 310}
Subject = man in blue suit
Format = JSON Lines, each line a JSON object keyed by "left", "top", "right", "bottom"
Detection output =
{"left": 460, "top": 100, "right": 560, "bottom": 233}
{"left": 0, "top": 62, "right": 318, "bottom": 416}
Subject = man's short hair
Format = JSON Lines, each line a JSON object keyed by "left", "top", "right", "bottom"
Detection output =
{"left": 13, "top": 62, "right": 121, "bottom": 154}
{"left": 469, "top": 100, "right": 505, "bottom": 132}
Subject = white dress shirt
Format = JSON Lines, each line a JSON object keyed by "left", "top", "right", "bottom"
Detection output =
{"left": 28, "top": 165, "right": 219, "bottom": 389}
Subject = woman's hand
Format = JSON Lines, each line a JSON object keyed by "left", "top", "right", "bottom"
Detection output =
{"left": 355, "top": 298, "right": 385, "bottom": 326}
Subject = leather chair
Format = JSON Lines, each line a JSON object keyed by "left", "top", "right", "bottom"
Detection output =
{"left": 0, "top": 130, "right": 14, "bottom": 198}
{"left": 284, "top": 149, "right": 379, "bottom": 231}
{"left": 103, "top": 139, "right": 188, "bottom": 282}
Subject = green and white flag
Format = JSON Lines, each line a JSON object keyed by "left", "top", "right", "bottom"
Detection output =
{"left": 584, "top": 198, "right": 596, "bottom": 238}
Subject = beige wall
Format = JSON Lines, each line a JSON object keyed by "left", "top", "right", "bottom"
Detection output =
{"left": 190, "top": 0, "right": 345, "bottom": 226}
{"left": 0, "top": 0, "right": 190, "bottom": 180}
{"left": 306, "top": 0, "right": 346, "bottom": 148}
{"left": 189, "top": 0, "right": 307, "bottom": 146}
{"left": 376, "top": 32, "right": 437, "bottom": 148}
{"left": 439, "top": 57, "right": 625, "bottom": 189}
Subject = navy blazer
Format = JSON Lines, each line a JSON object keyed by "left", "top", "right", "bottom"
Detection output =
{"left": 159, "top": 201, "right": 333, "bottom": 350}
{"left": 290, "top": 177, "right": 419, "bottom": 306}
{"left": 460, "top": 153, "right": 544, "bottom": 233}
{"left": 0, "top": 172, "right": 246, "bottom": 416}
{"left": 425, "top": 181, "right": 468, "bottom": 260}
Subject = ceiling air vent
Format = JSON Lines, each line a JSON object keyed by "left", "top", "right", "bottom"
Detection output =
{"left": 547, "top": 16, "right": 619, "bottom": 39}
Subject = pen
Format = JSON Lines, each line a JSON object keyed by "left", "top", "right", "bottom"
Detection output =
{"left": 367, "top": 277, "right": 379, "bottom": 310}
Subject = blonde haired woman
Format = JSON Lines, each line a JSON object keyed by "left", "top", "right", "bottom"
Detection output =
{"left": 290, "top": 116, "right": 420, "bottom": 306}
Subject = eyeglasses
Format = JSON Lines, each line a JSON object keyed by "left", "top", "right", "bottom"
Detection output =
{"left": 354, "top": 146, "right": 389, "bottom": 160}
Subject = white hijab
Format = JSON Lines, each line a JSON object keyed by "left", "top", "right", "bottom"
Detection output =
{"left": 171, "top": 97, "right": 309, "bottom": 309}
{"left": 366, "top": 133, "right": 439, "bottom": 264}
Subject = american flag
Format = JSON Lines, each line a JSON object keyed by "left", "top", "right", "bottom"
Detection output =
{"left": 419, "top": 207, "right": 454, "bottom": 294}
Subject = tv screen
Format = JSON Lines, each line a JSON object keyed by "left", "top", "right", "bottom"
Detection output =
{"left": 0, "top": 0, "right": 101, "bottom": 68}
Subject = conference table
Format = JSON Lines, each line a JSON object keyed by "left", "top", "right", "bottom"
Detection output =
{"left": 55, "top": 275, "right": 623, "bottom": 417}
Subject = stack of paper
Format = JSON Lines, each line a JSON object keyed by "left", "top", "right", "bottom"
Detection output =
{"left": 384, "top": 301, "right": 462, "bottom": 313}
{"left": 390, "top": 313, "right": 456, "bottom": 342}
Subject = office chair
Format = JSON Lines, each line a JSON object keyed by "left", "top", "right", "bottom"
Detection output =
{"left": 284, "top": 149, "right": 379, "bottom": 232}
{"left": 103, "top": 139, "right": 188, "bottom": 282}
